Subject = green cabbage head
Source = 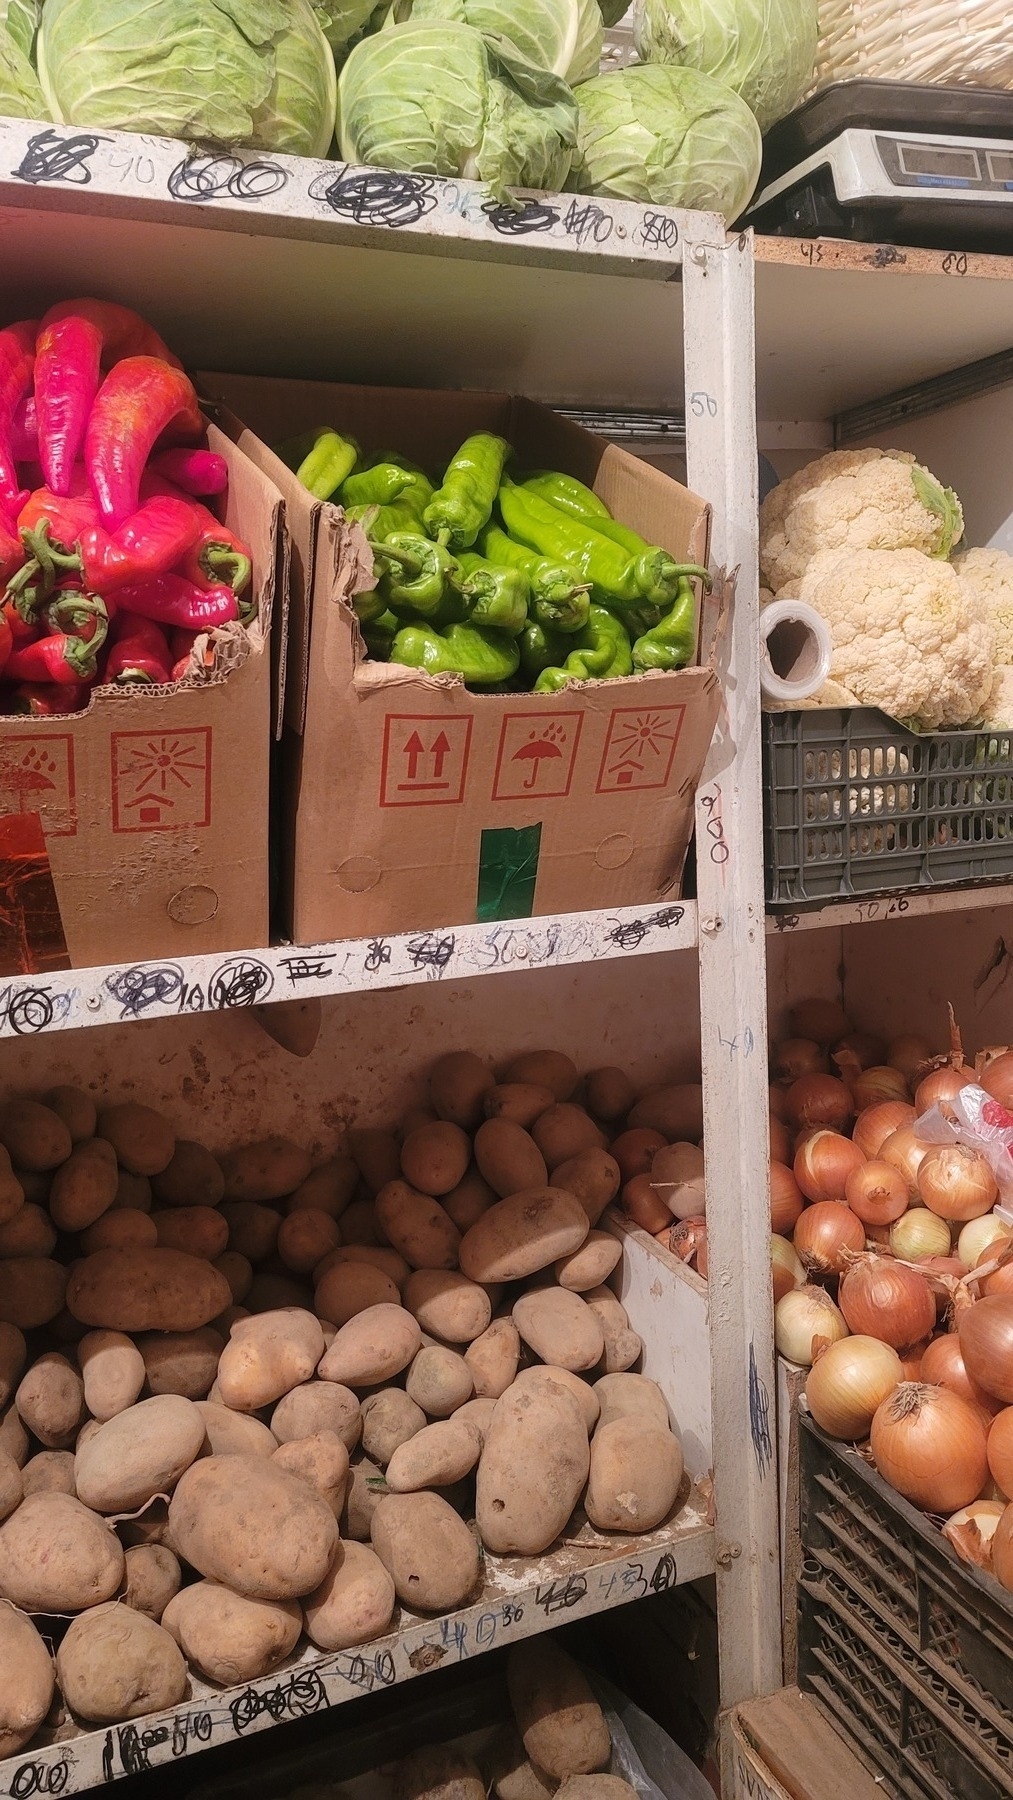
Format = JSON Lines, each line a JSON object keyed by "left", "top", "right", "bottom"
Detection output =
{"left": 0, "top": 0, "right": 38, "bottom": 59}
{"left": 633, "top": 0, "right": 816, "bottom": 132}
{"left": 37, "top": 0, "right": 337, "bottom": 156}
{"left": 311, "top": 0, "right": 380, "bottom": 60}
{"left": 568, "top": 63, "right": 761, "bottom": 221}
{"left": 0, "top": 23, "right": 48, "bottom": 117}
{"left": 401, "top": 0, "right": 602, "bottom": 86}
{"left": 338, "top": 22, "right": 577, "bottom": 199}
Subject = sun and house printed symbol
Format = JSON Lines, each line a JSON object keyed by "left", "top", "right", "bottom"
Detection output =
{"left": 111, "top": 730, "right": 212, "bottom": 832}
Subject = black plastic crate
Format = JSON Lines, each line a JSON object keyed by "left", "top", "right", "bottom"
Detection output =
{"left": 797, "top": 1413, "right": 1013, "bottom": 1799}
{"left": 763, "top": 708, "right": 1013, "bottom": 906}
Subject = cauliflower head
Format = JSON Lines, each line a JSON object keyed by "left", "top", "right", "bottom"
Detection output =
{"left": 954, "top": 546, "right": 1013, "bottom": 665}
{"left": 983, "top": 666, "right": 1013, "bottom": 729}
{"left": 794, "top": 547, "right": 994, "bottom": 730}
{"left": 760, "top": 448, "right": 964, "bottom": 594}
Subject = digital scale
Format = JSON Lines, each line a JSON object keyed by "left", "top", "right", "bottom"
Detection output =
{"left": 742, "top": 80, "right": 1013, "bottom": 250}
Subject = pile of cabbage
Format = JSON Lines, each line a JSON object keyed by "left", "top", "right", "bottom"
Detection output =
{"left": 0, "top": 0, "right": 820, "bottom": 219}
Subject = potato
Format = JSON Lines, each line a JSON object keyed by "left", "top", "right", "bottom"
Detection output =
{"left": 83, "top": 1210, "right": 158, "bottom": 1254}
{"left": 246, "top": 1272, "right": 312, "bottom": 1313}
{"left": 513, "top": 1290, "right": 605, "bottom": 1373}
{"left": 407, "top": 1346, "right": 473, "bottom": 1418}
{"left": 151, "top": 1139, "right": 225, "bottom": 1210}
{"left": 609, "top": 1130, "right": 666, "bottom": 1184}
{"left": 401, "top": 1122, "right": 472, "bottom": 1198}
{"left": 557, "top": 1782, "right": 635, "bottom": 1800}
{"left": 0, "top": 1491, "right": 124, "bottom": 1611}
{"left": 441, "top": 1169, "right": 496, "bottom": 1235}
{"left": 507, "top": 1640, "right": 610, "bottom": 1779}
{"left": 162, "top": 1579, "right": 301, "bottom": 1684}
{"left": 430, "top": 1050, "right": 494, "bottom": 1131}
{"left": 9, "top": 1165, "right": 45, "bottom": 1205}
{"left": 0, "top": 1606, "right": 55, "bottom": 1757}
{"left": 169, "top": 1453, "right": 337, "bottom": 1599}
{"left": 464, "top": 1318, "right": 520, "bottom": 1399}
{"left": 271, "top": 1380, "right": 361, "bottom": 1451}
{"left": 628, "top": 1084, "right": 704, "bottom": 1143}
{"left": 0, "top": 1449, "right": 23, "bottom": 1516}
{"left": 0, "top": 1152, "right": 23, "bottom": 1231}
{"left": 474, "top": 1120, "right": 548, "bottom": 1200}
{"left": 485, "top": 1728, "right": 557, "bottom": 1800}
{"left": 386, "top": 1418, "right": 481, "bottom": 1492}
{"left": 57, "top": 1602, "right": 187, "bottom": 1723}
{"left": 620, "top": 1175, "right": 669, "bottom": 1235}
{"left": 319, "top": 1303, "right": 422, "bottom": 1388}
{"left": 97, "top": 1102, "right": 174, "bottom": 1177}
{"left": 361, "top": 1389, "right": 426, "bottom": 1466}
{"left": 78, "top": 1329, "right": 145, "bottom": 1422}
{"left": 593, "top": 1375, "right": 670, "bottom": 1434}
{"left": 500, "top": 1052, "right": 577, "bottom": 1101}
{"left": 0, "top": 1203, "right": 55, "bottom": 1261}
{"left": 48, "top": 1138, "right": 117, "bottom": 1235}
{"left": 555, "top": 1232, "right": 622, "bottom": 1292}
{"left": 45, "top": 1085, "right": 96, "bottom": 1144}
{"left": 220, "top": 1136, "right": 311, "bottom": 1203}
{"left": 349, "top": 1128, "right": 402, "bottom": 1196}
{"left": 375, "top": 1181, "right": 460, "bottom": 1272}
{"left": 272, "top": 1431, "right": 349, "bottom": 1513}
{"left": 118, "top": 1497, "right": 172, "bottom": 1550}
{"left": 0, "top": 1255, "right": 66, "bottom": 1330}
{"left": 123, "top": 1543, "right": 181, "bottom": 1620}
{"left": 316, "top": 1243, "right": 409, "bottom": 1289}
{"left": 215, "top": 1249, "right": 253, "bottom": 1304}
{"left": 585, "top": 1418, "right": 683, "bottom": 1531}
{"left": 67, "top": 1247, "right": 230, "bottom": 1335}
{"left": 217, "top": 1307, "right": 324, "bottom": 1411}
{"left": 394, "top": 1747, "right": 485, "bottom": 1800}
{"left": 512, "top": 1366, "right": 599, "bottom": 1434}
{"left": 342, "top": 1454, "right": 386, "bottom": 1541}
{"left": 532, "top": 1106, "right": 607, "bottom": 1173}
{"left": 0, "top": 1321, "right": 26, "bottom": 1408}
{"left": 16, "top": 1351, "right": 85, "bottom": 1447}
{"left": 453, "top": 1396, "right": 497, "bottom": 1442}
{"left": 18, "top": 1450, "right": 72, "bottom": 1499}
{"left": 483, "top": 1084, "right": 556, "bottom": 1130}
{"left": 76, "top": 1393, "right": 206, "bottom": 1513}
{"left": 370, "top": 1491, "right": 480, "bottom": 1610}
{"left": 221, "top": 1201, "right": 280, "bottom": 1263}
{"left": 585, "top": 1068, "right": 635, "bottom": 1124}
{"left": 195, "top": 1401, "right": 278, "bottom": 1459}
{"left": 404, "top": 1270, "right": 491, "bottom": 1345}
{"left": 550, "top": 1151, "right": 622, "bottom": 1229}
{"left": 138, "top": 1327, "right": 224, "bottom": 1400}
{"left": 0, "top": 1099, "right": 72, "bottom": 1172}
{"left": 340, "top": 1199, "right": 382, "bottom": 1246}
{"left": 316, "top": 1261, "right": 399, "bottom": 1328}
{"left": 108, "top": 1169, "right": 153, "bottom": 1212}
{"left": 459, "top": 1189, "right": 588, "bottom": 1285}
{"left": 585, "top": 1288, "right": 642, "bottom": 1375}
{"left": 287, "top": 1155, "right": 358, "bottom": 1219}
{"left": 0, "top": 1404, "right": 28, "bottom": 1466}
{"left": 476, "top": 1383, "right": 588, "bottom": 1554}
{"left": 402, "top": 1106, "right": 438, "bottom": 1138}
{"left": 278, "top": 1208, "right": 341, "bottom": 1276}
{"left": 304, "top": 1539, "right": 396, "bottom": 1651}
{"left": 153, "top": 1205, "right": 229, "bottom": 1261}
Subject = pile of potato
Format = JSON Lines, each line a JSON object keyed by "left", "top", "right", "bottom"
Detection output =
{"left": 0, "top": 1049, "right": 699, "bottom": 1756}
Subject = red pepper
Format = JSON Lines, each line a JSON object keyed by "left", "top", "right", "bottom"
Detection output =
{"left": 86, "top": 358, "right": 203, "bottom": 528}
{"left": 106, "top": 612, "right": 172, "bottom": 685}
{"left": 0, "top": 514, "right": 23, "bottom": 587}
{"left": 140, "top": 471, "right": 253, "bottom": 607}
{"left": 6, "top": 681, "right": 90, "bottom": 715}
{"left": 34, "top": 300, "right": 182, "bottom": 497}
{"left": 2, "top": 597, "right": 41, "bottom": 647}
{"left": 168, "top": 625, "right": 197, "bottom": 660}
{"left": 42, "top": 589, "right": 110, "bottom": 648}
{"left": 77, "top": 494, "right": 202, "bottom": 595}
{"left": 0, "top": 320, "right": 37, "bottom": 506}
{"left": 6, "top": 632, "right": 98, "bottom": 684}
{"left": 19, "top": 473, "right": 100, "bottom": 549}
{"left": 111, "top": 572, "right": 238, "bottom": 630}
{"left": 11, "top": 394, "right": 37, "bottom": 464}
{"left": 150, "top": 448, "right": 228, "bottom": 497}
{"left": 0, "top": 605, "right": 10, "bottom": 674}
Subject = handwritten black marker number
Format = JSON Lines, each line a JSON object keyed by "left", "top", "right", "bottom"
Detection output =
{"left": 562, "top": 197, "right": 613, "bottom": 248}
{"left": 106, "top": 964, "right": 185, "bottom": 1020}
{"left": 309, "top": 167, "right": 438, "bottom": 229}
{"left": 637, "top": 211, "right": 679, "bottom": 250}
{"left": 13, "top": 127, "right": 107, "bottom": 186}
{"left": 0, "top": 983, "right": 68, "bottom": 1035}
{"left": 10, "top": 1759, "right": 71, "bottom": 1798}
{"left": 208, "top": 957, "right": 273, "bottom": 1009}
{"left": 167, "top": 152, "right": 288, "bottom": 204}
{"left": 482, "top": 198, "right": 559, "bottom": 236}
{"left": 230, "top": 1669, "right": 327, "bottom": 1733}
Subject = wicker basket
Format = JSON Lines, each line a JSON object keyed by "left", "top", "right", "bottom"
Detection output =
{"left": 815, "top": 0, "right": 1013, "bottom": 93}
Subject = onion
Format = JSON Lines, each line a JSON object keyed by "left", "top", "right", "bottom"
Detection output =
{"left": 835, "top": 1031, "right": 886, "bottom": 1070}
{"left": 880, "top": 1125, "right": 931, "bottom": 1200}
{"left": 772, "top": 1234, "right": 805, "bottom": 1302}
{"left": 993, "top": 1505, "right": 1013, "bottom": 1591}
{"left": 770, "top": 1161, "right": 804, "bottom": 1235}
{"left": 981, "top": 1051, "right": 1013, "bottom": 1112}
{"left": 958, "top": 1215, "right": 1013, "bottom": 1271}
{"left": 794, "top": 1202, "right": 866, "bottom": 1275}
{"left": 974, "top": 1250, "right": 1013, "bottom": 1298}
{"left": 651, "top": 1142, "right": 706, "bottom": 1220}
{"left": 917, "top": 1145, "right": 997, "bottom": 1222}
{"left": 853, "top": 1101, "right": 916, "bottom": 1160}
{"left": 988, "top": 1408, "right": 1013, "bottom": 1498}
{"left": 772, "top": 1037, "right": 827, "bottom": 1082}
{"left": 794, "top": 1130, "right": 866, "bottom": 1204}
{"left": 915, "top": 1064, "right": 975, "bottom": 1114}
{"left": 805, "top": 1335, "right": 902, "bottom": 1439}
{"left": 889, "top": 1209, "right": 952, "bottom": 1263}
{"left": 621, "top": 1174, "right": 670, "bottom": 1234}
{"left": 852, "top": 1066, "right": 912, "bottom": 1111}
{"left": 845, "top": 1160, "right": 908, "bottom": 1226}
{"left": 791, "top": 999, "right": 850, "bottom": 1046}
{"left": 871, "top": 1382, "right": 989, "bottom": 1512}
{"left": 784, "top": 1074, "right": 854, "bottom": 1134}
{"left": 696, "top": 1234, "right": 709, "bottom": 1279}
{"left": 612, "top": 1128, "right": 667, "bottom": 1182}
{"left": 921, "top": 1333, "right": 999, "bottom": 1413}
{"left": 769, "top": 1082, "right": 788, "bottom": 1123}
{"left": 958, "top": 1296, "right": 1013, "bottom": 1402}
{"left": 888, "top": 1035, "right": 935, "bottom": 1086}
{"left": 899, "top": 1342, "right": 928, "bottom": 1380}
{"left": 775, "top": 1284, "right": 849, "bottom": 1367}
{"left": 943, "top": 1499, "right": 1005, "bottom": 1570}
{"left": 769, "top": 1116, "right": 792, "bottom": 1165}
{"left": 655, "top": 1215, "right": 705, "bottom": 1265}
{"left": 839, "top": 1256, "right": 936, "bottom": 1350}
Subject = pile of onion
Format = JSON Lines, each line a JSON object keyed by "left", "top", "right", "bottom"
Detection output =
{"left": 870, "top": 1383, "right": 989, "bottom": 1513}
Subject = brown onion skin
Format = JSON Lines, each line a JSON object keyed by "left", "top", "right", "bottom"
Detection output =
{"left": 917, "top": 1145, "right": 997, "bottom": 1222}
{"left": 772, "top": 1038, "right": 828, "bottom": 1082}
{"left": 853, "top": 1101, "right": 916, "bottom": 1160}
{"left": 880, "top": 1125, "right": 931, "bottom": 1200}
{"left": 914, "top": 1064, "right": 975, "bottom": 1114}
{"left": 794, "top": 1130, "right": 866, "bottom": 1203}
{"left": 871, "top": 1382, "right": 989, "bottom": 1513}
{"left": 987, "top": 1409, "right": 1013, "bottom": 1498}
{"left": 794, "top": 1201, "right": 865, "bottom": 1274}
{"left": 622, "top": 1174, "right": 671, "bottom": 1234}
{"left": 784, "top": 1074, "right": 854, "bottom": 1134}
{"left": 839, "top": 1257, "right": 936, "bottom": 1351}
{"left": 899, "top": 1343, "right": 928, "bottom": 1381}
{"left": 981, "top": 1052, "right": 1013, "bottom": 1114}
{"left": 769, "top": 1083, "right": 789, "bottom": 1123}
{"left": 959, "top": 1297, "right": 1013, "bottom": 1404}
{"left": 611, "top": 1128, "right": 667, "bottom": 1182}
{"left": 846, "top": 1160, "right": 908, "bottom": 1226}
{"left": 834, "top": 1031, "right": 887, "bottom": 1071}
{"left": 888, "top": 1036, "right": 935, "bottom": 1086}
{"left": 770, "top": 1162, "right": 804, "bottom": 1235}
{"left": 976, "top": 1252, "right": 1013, "bottom": 1299}
{"left": 850, "top": 1066, "right": 911, "bottom": 1111}
{"left": 768, "top": 1117, "right": 792, "bottom": 1165}
{"left": 922, "top": 1333, "right": 1001, "bottom": 1414}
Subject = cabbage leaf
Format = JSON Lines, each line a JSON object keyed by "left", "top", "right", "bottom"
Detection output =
{"left": 0, "top": 0, "right": 38, "bottom": 59}
{"left": 0, "top": 23, "right": 47, "bottom": 117}
{"left": 633, "top": 0, "right": 816, "bottom": 132}
{"left": 406, "top": 0, "right": 602, "bottom": 86}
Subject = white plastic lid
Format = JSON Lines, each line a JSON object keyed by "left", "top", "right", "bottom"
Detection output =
{"left": 759, "top": 598, "right": 833, "bottom": 704}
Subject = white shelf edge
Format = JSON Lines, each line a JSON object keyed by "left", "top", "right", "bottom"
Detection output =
{"left": 6, "top": 1511, "right": 714, "bottom": 1795}
{"left": 766, "top": 883, "right": 1013, "bottom": 935}
{"left": 0, "top": 115, "right": 711, "bottom": 279}
{"left": 1, "top": 901, "right": 698, "bottom": 1038}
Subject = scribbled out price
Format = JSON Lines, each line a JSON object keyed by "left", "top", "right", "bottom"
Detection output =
{"left": 535, "top": 1573, "right": 588, "bottom": 1614}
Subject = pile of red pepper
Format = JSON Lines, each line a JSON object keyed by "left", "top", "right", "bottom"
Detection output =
{"left": 0, "top": 299, "right": 254, "bottom": 717}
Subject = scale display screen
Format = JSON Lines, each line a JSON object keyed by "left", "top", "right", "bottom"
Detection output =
{"left": 878, "top": 133, "right": 1013, "bottom": 190}
{"left": 988, "top": 150, "right": 1013, "bottom": 183}
{"left": 898, "top": 143, "right": 980, "bottom": 180}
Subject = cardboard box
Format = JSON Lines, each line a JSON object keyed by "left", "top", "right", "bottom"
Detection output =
{"left": 0, "top": 427, "right": 279, "bottom": 971}
{"left": 202, "top": 376, "right": 723, "bottom": 943}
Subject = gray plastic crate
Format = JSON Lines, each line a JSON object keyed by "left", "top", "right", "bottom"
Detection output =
{"left": 763, "top": 708, "right": 1013, "bottom": 906}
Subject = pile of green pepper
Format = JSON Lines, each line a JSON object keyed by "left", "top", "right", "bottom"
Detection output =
{"left": 278, "top": 425, "right": 710, "bottom": 692}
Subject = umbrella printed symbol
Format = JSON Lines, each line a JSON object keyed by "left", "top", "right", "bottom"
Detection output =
{"left": 512, "top": 724, "right": 567, "bottom": 790}
{"left": 0, "top": 737, "right": 76, "bottom": 836}
{"left": 494, "top": 713, "right": 581, "bottom": 801}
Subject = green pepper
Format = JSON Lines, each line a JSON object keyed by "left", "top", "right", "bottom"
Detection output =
{"left": 456, "top": 553, "right": 528, "bottom": 636}
{"left": 352, "top": 587, "right": 389, "bottom": 626}
{"left": 523, "top": 470, "right": 653, "bottom": 561}
{"left": 533, "top": 605, "right": 632, "bottom": 692}
{"left": 345, "top": 492, "right": 428, "bottom": 542}
{"left": 507, "top": 475, "right": 711, "bottom": 609}
{"left": 371, "top": 532, "right": 463, "bottom": 621}
{"left": 390, "top": 620, "right": 520, "bottom": 687}
{"left": 361, "top": 608, "right": 399, "bottom": 661}
{"left": 632, "top": 575, "right": 697, "bottom": 672}
{"left": 424, "top": 433, "right": 510, "bottom": 551}
{"left": 478, "top": 525, "right": 590, "bottom": 633}
{"left": 518, "top": 618, "right": 572, "bottom": 679}
{"left": 341, "top": 462, "right": 434, "bottom": 510}
{"left": 275, "top": 427, "right": 359, "bottom": 501}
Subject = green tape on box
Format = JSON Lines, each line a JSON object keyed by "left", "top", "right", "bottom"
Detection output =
{"left": 476, "top": 823, "right": 542, "bottom": 922}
